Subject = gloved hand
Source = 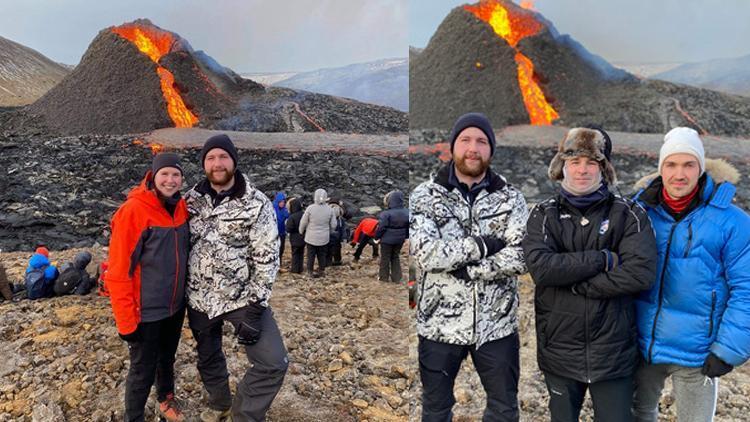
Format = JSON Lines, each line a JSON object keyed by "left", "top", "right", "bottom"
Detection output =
{"left": 473, "top": 236, "right": 506, "bottom": 258}
{"left": 449, "top": 266, "right": 472, "bottom": 282}
{"left": 570, "top": 283, "right": 586, "bottom": 296}
{"left": 602, "top": 250, "right": 621, "bottom": 272}
{"left": 701, "top": 353, "right": 733, "bottom": 378}
{"left": 119, "top": 325, "right": 141, "bottom": 343}
{"left": 236, "top": 302, "right": 266, "bottom": 346}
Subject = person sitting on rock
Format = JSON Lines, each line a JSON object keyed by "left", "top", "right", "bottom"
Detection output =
{"left": 54, "top": 251, "right": 95, "bottom": 296}
{"left": 350, "top": 217, "right": 380, "bottom": 262}
{"left": 285, "top": 197, "right": 306, "bottom": 274}
{"left": 299, "top": 188, "right": 337, "bottom": 278}
{"left": 375, "top": 190, "right": 409, "bottom": 282}
{"left": 24, "top": 246, "right": 59, "bottom": 299}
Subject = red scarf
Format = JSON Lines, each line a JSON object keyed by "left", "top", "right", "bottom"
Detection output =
{"left": 661, "top": 184, "right": 700, "bottom": 214}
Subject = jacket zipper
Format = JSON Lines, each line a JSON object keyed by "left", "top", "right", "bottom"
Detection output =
{"left": 708, "top": 291, "right": 717, "bottom": 337}
{"left": 683, "top": 222, "right": 693, "bottom": 258}
{"left": 577, "top": 207, "right": 592, "bottom": 383}
{"left": 170, "top": 220, "right": 180, "bottom": 315}
{"left": 648, "top": 222, "right": 678, "bottom": 363}
{"left": 465, "top": 194, "right": 478, "bottom": 344}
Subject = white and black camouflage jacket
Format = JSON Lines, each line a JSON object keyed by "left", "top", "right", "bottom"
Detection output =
{"left": 185, "top": 172, "right": 280, "bottom": 319}
{"left": 410, "top": 163, "right": 529, "bottom": 347}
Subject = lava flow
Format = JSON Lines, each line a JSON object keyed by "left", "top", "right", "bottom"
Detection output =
{"left": 112, "top": 24, "right": 198, "bottom": 128}
{"left": 465, "top": 0, "right": 558, "bottom": 125}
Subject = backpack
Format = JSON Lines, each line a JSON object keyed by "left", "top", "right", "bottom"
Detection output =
{"left": 25, "top": 268, "right": 50, "bottom": 300}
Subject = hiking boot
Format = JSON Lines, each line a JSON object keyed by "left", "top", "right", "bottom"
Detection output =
{"left": 158, "top": 393, "right": 185, "bottom": 422}
{"left": 200, "top": 407, "right": 232, "bottom": 422}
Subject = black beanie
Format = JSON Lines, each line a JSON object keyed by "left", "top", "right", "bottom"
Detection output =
{"left": 151, "top": 152, "right": 183, "bottom": 177}
{"left": 450, "top": 112, "right": 496, "bottom": 156}
{"left": 200, "top": 134, "right": 238, "bottom": 168}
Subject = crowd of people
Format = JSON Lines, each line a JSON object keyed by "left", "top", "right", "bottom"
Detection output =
{"left": 411, "top": 112, "right": 750, "bottom": 422}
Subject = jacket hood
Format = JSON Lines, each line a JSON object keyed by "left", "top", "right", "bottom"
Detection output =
{"left": 288, "top": 197, "right": 302, "bottom": 213}
{"left": 314, "top": 189, "right": 328, "bottom": 204}
{"left": 273, "top": 192, "right": 287, "bottom": 209}
{"left": 384, "top": 190, "right": 404, "bottom": 209}
{"left": 634, "top": 158, "right": 739, "bottom": 191}
{"left": 28, "top": 253, "right": 50, "bottom": 270}
{"left": 73, "top": 251, "right": 92, "bottom": 270}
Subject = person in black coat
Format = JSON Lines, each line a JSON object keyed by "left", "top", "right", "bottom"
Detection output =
{"left": 285, "top": 197, "right": 306, "bottom": 274}
{"left": 375, "top": 190, "right": 409, "bottom": 282}
{"left": 522, "top": 127, "right": 657, "bottom": 421}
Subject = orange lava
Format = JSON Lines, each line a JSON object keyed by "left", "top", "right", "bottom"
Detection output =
{"left": 465, "top": 0, "right": 558, "bottom": 125}
{"left": 112, "top": 24, "right": 198, "bottom": 128}
{"left": 408, "top": 143, "right": 452, "bottom": 162}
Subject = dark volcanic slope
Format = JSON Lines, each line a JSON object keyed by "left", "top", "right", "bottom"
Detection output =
{"left": 0, "top": 133, "right": 408, "bottom": 252}
{"left": 410, "top": 3, "right": 750, "bottom": 137}
{"left": 3, "top": 19, "right": 407, "bottom": 136}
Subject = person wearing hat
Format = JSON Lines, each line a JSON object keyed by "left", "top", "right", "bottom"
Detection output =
{"left": 632, "top": 127, "right": 750, "bottom": 421}
{"left": 522, "top": 126, "right": 657, "bottom": 421}
{"left": 106, "top": 152, "right": 189, "bottom": 422}
{"left": 184, "top": 134, "right": 288, "bottom": 422}
{"left": 410, "top": 112, "right": 529, "bottom": 420}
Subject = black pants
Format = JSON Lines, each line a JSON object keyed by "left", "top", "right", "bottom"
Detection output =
{"left": 188, "top": 305, "right": 288, "bottom": 421}
{"left": 290, "top": 244, "right": 305, "bottom": 273}
{"left": 327, "top": 240, "right": 342, "bottom": 266}
{"left": 379, "top": 242, "right": 404, "bottom": 282}
{"left": 353, "top": 234, "right": 379, "bottom": 260}
{"left": 279, "top": 235, "right": 286, "bottom": 263}
{"left": 419, "top": 333, "right": 520, "bottom": 422}
{"left": 543, "top": 371, "right": 633, "bottom": 422}
{"left": 306, "top": 243, "right": 327, "bottom": 274}
{"left": 124, "top": 307, "right": 186, "bottom": 422}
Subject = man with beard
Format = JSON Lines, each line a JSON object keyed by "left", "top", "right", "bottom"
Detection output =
{"left": 411, "top": 113, "right": 529, "bottom": 421}
{"left": 185, "top": 134, "right": 288, "bottom": 422}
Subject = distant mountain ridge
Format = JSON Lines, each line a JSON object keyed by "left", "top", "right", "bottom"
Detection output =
{"left": 243, "top": 58, "right": 408, "bottom": 112}
{"left": 0, "top": 35, "right": 70, "bottom": 106}
{"left": 653, "top": 54, "right": 750, "bottom": 97}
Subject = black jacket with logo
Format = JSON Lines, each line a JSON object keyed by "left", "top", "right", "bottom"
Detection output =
{"left": 523, "top": 192, "right": 657, "bottom": 383}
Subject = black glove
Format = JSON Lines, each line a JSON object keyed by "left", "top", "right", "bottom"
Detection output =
{"left": 701, "top": 353, "right": 733, "bottom": 378}
{"left": 449, "top": 266, "right": 472, "bottom": 282}
{"left": 473, "top": 236, "right": 506, "bottom": 258}
{"left": 119, "top": 325, "right": 141, "bottom": 343}
{"left": 236, "top": 302, "right": 266, "bottom": 346}
{"left": 570, "top": 283, "right": 586, "bottom": 296}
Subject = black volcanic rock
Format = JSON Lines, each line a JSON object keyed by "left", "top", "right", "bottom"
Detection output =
{"left": 410, "top": 2, "right": 750, "bottom": 137}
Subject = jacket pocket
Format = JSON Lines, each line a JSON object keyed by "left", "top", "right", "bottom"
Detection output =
{"left": 708, "top": 290, "right": 717, "bottom": 338}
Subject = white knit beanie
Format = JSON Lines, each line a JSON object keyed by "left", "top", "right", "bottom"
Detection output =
{"left": 659, "top": 127, "right": 705, "bottom": 176}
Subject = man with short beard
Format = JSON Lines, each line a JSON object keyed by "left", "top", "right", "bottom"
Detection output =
{"left": 411, "top": 113, "right": 529, "bottom": 421}
{"left": 185, "top": 134, "right": 288, "bottom": 422}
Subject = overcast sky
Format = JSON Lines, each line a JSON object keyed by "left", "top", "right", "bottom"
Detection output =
{"left": 411, "top": 0, "right": 750, "bottom": 63}
{"left": 0, "top": 0, "right": 407, "bottom": 73}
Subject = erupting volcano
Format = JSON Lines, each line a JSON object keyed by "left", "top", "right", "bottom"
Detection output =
{"left": 10, "top": 19, "right": 406, "bottom": 136}
{"left": 410, "top": 0, "right": 750, "bottom": 136}
{"left": 112, "top": 23, "right": 198, "bottom": 128}
{"left": 465, "top": 0, "right": 558, "bottom": 125}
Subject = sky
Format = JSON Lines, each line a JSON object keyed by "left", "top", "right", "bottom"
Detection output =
{"left": 410, "top": 0, "right": 750, "bottom": 63}
{"left": 0, "top": 0, "right": 407, "bottom": 73}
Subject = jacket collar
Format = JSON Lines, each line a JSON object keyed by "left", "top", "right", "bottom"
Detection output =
{"left": 434, "top": 161, "right": 506, "bottom": 194}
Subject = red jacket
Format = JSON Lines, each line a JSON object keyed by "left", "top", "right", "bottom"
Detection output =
{"left": 106, "top": 171, "right": 189, "bottom": 335}
{"left": 352, "top": 217, "right": 379, "bottom": 243}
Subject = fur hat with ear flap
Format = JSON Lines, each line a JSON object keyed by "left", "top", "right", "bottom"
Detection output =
{"left": 548, "top": 126, "right": 617, "bottom": 185}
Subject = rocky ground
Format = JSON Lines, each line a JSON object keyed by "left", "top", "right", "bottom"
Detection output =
{"left": 0, "top": 244, "right": 411, "bottom": 422}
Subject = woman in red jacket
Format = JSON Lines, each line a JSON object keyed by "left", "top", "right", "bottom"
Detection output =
{"left": 106, "top": 153, "right": 189, "bottom": 422}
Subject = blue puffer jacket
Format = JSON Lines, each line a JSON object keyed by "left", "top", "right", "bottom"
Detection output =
{"left": 273, "top": 192, "right": 289, "bottom": 237}
{"left": 375, "top": 190, "right": 409, "bottom": 245}
{"left": 634, "top": 168, "right": 750, "bottom": 367}
{"left": 26, "top": 253, "right": 59, "bottom": 281}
